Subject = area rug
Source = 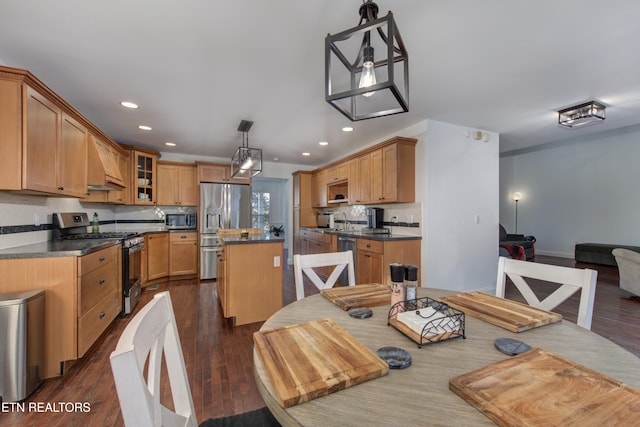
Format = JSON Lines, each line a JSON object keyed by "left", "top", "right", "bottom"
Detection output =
{"left": 199, "top": 407, "right": 281, "bottom": 427}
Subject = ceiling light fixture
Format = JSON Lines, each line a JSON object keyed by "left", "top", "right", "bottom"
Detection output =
{"left": 230, "top": 120, "right": 262, "bottom": 179}
{"left": 558, "top": 101, "right": 606, "bottom": 128}
{"left": 165, "top": 142, "right": 176, "bottom": 147}
{"left": 325, "top": 0, "right": 409, "bottom": 121}
{"left": 342, "top": 126, "right": 354, "bottom": 132}
{"left": 302, "top": 152, "right": 311, "bottom": 156}
{"left": 120, "top": 101, "right": 139, "bottom": 109}
{"left": 138, "top": 125, "right": 152, "bottom": 131}
{"left": 319, "top": 141, "right": 329, "bottom": 146}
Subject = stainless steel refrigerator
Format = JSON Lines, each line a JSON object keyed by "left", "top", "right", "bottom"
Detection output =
{"left": 200, "top": 183, "right": 252, "bottom": 279}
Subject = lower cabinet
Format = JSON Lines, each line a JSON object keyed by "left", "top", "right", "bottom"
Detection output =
{"left": 218, "top": 241, "right": 283, "bottom": 326}
{"left": 77, "top": 245, "right": 121, "bottom": 357}
{"left": 0, "top": 244, "right": 122, "bottom": 378}
{"left": 144, "top": 231, "right": 198, "bottom": 286}
{"left": 169, "top": 231, "right": 197, "bottom": 276}
{"left": 356, "top": 238, "right": 422, "bottom": 285}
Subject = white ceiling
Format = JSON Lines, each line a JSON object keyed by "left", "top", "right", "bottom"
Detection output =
{"left": 1, "top": 1, "right": 639, "bottom": 167}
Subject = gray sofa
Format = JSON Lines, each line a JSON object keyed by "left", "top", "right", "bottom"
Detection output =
{"left": 575, "top": 243, "right": 640, "bottom": 266}
{"left": 499, "top": 224, "right": 535, "bottom": 260}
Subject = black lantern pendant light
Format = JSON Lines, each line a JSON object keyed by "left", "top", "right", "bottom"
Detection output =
{"left": 325, "top": 0, "right": 409, "bottom": 121}
{"left": 230, "top": 120, "right": 262, "bottom": 179}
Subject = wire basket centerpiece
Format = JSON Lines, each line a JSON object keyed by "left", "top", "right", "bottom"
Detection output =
{"left": 388, "top": 297, "right": 465, "bottom": 348}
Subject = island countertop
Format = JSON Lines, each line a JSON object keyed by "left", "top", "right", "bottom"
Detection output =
{"left": 219, "top": 234, "right": 285, "bottom": 245}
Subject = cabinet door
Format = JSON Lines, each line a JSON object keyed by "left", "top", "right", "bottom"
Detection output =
{"left": 157, "top": 164, "right": 178, "bottom": 205}
{"left": 24, "top": 86, "right": 60, "bottom": 194}
{"left": 59, "top": 113, "right": 88, "bottom": 197}
{"left": 178, "top": 165, "right": 198, "bottom": 206}
{"left": 370, "top": 148, "right": 384, "bottom": 203}
{"left": 312, "top": 169, "right": 327, "bottom": 207}
{"left": 108, "top": 150, "right": 130, "bottom": 204}
{"left": 357, "top": 250, "right": 384, "bottom": 284}
{"left": 381, "top": 144, "right": 398, "bottom": 202}
{"left": 356, "top": 154, "right": 372, "bottom": 204}
{"left": 147, "top": 233, "right": 169, "bottom": 280}
{"left": 133, "top": 151, "right": 157, "bottom": 205}
{"left": 169, "top": 232, "right": 198, "bottom": 275}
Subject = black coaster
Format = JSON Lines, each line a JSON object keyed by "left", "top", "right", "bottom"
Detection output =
{"left": 494, "top": 338, "right": 532, "bottom": 356}
{"left": 376, "top": 346, "right": 412, "bottom": 369}
{"left": 348, "top": 307, "right": 373, "bottom": 319}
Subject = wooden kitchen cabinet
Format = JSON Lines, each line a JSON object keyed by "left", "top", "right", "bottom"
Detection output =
{"left": 325, "top": 162, "right": 348, "bottom": 184}
{"left": 157, "top": 161, "right": 198, "bottom": 206}
{"left": 132, "top": 150, "right": 157, "bottom": 205}
{"left": 169, "top": 231, "right": 198, "bottom": 276}
{"left": 196, "top": 161, "right": 249, "bottom": 184}
{"left": 77, "top": 245, "right": 121, "bottom": 357}
{"left": 24, "top": 86, "right": 88, "bottom": 197}
{"left": 356, "top": 238, "right": 421, "bottom": 285}
{"left": 312, "top": 169, "right": 328, "bottom": 208}
{"left": 146, "top": 232, "right": 169, "bottom": 281}
{"left": 0, "top": 243, "right": 122, "bottom": 378}
{"left": 218, "top": 241, "right": 283, "bottom": 326}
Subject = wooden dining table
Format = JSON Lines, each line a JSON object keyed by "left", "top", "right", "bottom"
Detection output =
{"left": 253, "top": 288, "right": 640, "bottom": 426}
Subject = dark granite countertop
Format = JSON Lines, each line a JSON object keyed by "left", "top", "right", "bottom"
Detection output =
{"left": 301, "top": 228, "right": 421, "bottom": 241}
{"left": 0, "top": 239, "right": 121, "bottom": 259}
{"left": 219, "top": 234, "right": 284, "bottom": 245}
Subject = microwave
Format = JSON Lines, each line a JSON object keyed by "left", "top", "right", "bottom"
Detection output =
{"left": 166, "top": 213, "right": 197, "bottom": 229}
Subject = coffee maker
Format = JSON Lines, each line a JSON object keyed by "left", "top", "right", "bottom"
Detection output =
{"left": 366, "top": 207, "right": 384, "bottom": 229}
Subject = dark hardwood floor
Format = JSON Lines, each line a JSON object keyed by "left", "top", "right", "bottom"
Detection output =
{"left": 1, "top": 255, "right": 638, "bottom": 426}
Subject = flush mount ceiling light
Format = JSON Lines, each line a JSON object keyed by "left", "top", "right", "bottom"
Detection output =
{"left": 230, "top": 120, "right": 262, "bottom": 179}
{"left": 558, "top": 101, "right": 606, "bottom": 128}
{"left": 325, "top": 0, "right": 409, "bottom": 121}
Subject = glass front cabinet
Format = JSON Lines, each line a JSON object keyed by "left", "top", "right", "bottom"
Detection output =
{"left": 132, "top": 150, "right": 157, "bottom": 205}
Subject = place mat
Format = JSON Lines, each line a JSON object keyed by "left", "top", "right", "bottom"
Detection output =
{"left": 320, "top": 283, "right": 391, "bottom": 310}
{"left": 450, "top": 347, "right": 640, "bottom": 426}
{"left": 439, "top": 291, "right": 562, "bottom": 332}
{"left": 254, "top": 318, "right": 389, "bottom": 408}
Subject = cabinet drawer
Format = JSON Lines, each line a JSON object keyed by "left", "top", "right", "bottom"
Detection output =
{"left": 169, "top": 231, "right": 197, "bottom": 242}
{"left": 78, "top": 262, "right": 118, "bottom": 314}
{"left": 77, "top": 289, "right": 120, "bottom": 357}
{"left": 79, "top": 245, "right": 119, "bottom": 275}
{"left": 357, "top": 239, "right": 384, "bottom": 254}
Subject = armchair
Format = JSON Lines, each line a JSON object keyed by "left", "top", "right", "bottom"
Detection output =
{"left": 499, "top": 224, "right": 535, "bottom": 260}
{"left": 612, "top": 248, "right": 640, "bottom": 297}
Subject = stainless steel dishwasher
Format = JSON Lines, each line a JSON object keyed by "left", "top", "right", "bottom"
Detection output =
{"left": 337, "top": 236, "right": 357, "bottom": 284}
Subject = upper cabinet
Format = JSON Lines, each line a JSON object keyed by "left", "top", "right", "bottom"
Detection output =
{"left": 157, "top": 161, "right": 198, "bottom": 206}
{"left": 0, "top": 66, "right": 129, "bottom": 199}
{"left": 132, "top": 150, "right": 157, "bottom": 205}
{"left": 196, "top": 161, "right": 249, "bottom": 184}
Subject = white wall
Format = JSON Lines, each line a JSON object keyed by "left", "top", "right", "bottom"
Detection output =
{"left": 394, "top": 120, "right": 500, "bottom": 293}
{"left": 500, "top": 124, "right": 640, "bottom": 258}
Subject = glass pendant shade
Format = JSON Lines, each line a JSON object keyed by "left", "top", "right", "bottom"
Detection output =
{"left": 325, "top": 1, "right": 409, "bottom": 121}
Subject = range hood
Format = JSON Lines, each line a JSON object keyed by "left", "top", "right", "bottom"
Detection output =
{"left": 87, "top": 135, "right": 126, "bottom": 190}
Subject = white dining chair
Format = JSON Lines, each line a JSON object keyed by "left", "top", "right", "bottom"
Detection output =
{"left": 293, "top": 250, "right": 356, "bottom": 300}
{"left": 496, "top": 256, "right": 598, "bottom": 330}
{"left": 110, "top": 291, "right": 197, "bottom": 426}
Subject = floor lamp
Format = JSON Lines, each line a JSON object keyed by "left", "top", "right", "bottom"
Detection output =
{"left": 512, "top": 192, "right": 522, "bottom": 234}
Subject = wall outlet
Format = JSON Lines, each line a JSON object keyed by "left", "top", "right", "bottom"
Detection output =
{"left": 34, "top": 213, "right": 40, "bottom": 226}
{"left": 274, "top": 256, "right": 280, "bottom": 267}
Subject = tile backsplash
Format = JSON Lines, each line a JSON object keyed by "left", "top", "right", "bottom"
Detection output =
{"left": 324, "top": 202, "right": 422, "bottom": 237}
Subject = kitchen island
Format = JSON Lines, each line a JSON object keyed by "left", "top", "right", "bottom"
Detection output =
{"left": 216, "top": 234, "right": 284, "bottom": 326}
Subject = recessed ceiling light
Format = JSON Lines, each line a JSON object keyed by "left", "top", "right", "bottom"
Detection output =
{"left": 319, "top": 141, "right": 329, "bottom": 146}
{"left": 342, "top": 126, "right": 354, "bottom": 132}
{"left": 273, "top": 157, "right": 280, "bottom": 162}
{"left": 120, "top": 101, "right": 139, "bottom": 109}
{"left": 302, "top": 152, "right": 311, "bottom": 156}
{"left": 138, "top": 125, "right": 152, "bottom": 131}
{"left": 165, "top": 142, "right": 176, "bottom": 147}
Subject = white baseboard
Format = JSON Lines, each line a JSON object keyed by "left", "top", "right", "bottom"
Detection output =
{"left": 535, "top": 249, "right": 574, "bottom": 259}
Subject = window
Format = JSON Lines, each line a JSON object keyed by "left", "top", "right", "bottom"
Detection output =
{"left": 251, "top": 191, "right": 270, "bottom": 232}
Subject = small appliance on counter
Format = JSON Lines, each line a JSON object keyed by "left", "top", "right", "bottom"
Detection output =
{"left": 365, "top": 207, "right": 386, "bottom": 230}
{"left": 318, "top": 212, "right": 335, "bottom": 229}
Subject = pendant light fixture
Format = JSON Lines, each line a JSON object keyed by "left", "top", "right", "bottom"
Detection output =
{"left": 230, "top": 120, "right": 262, "bottom": 179}
{"left": 325, "top": 0, "right": 409, "bottom": 121}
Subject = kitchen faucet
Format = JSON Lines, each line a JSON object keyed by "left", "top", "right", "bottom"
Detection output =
{"left": 340, "top": 212, "right": 349, "bottom": 231}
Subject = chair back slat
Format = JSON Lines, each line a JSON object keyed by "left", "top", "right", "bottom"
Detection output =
{"left": 294, "top": 250, "right": 356, "bottom": 300}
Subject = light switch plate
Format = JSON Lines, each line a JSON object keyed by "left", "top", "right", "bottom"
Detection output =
{"left": 274, "top": 256, "right": 280, "bottom": 267}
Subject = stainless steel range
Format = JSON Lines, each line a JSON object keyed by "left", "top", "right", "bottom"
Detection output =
{"left": 53, "top": 212, "right": 144, "bottom": 315}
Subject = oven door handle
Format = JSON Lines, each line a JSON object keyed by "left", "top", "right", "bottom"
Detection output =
{"left": 127, "top": 243, "right": 145, "bottom": 253}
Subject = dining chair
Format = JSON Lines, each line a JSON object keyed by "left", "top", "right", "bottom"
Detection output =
{"left": 110, "top": 291, "right": 280, "bottom": 427}
{"left": 612, "top": 248, "right": 640, "bottom": 297}
{"left": 293, "top": 250, "right": 356, "bottom": 300}
{"left": 496, "top": 256, "right": 598, "bottom": 330}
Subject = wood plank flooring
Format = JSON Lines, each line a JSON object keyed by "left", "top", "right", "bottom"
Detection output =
{"left": 0, "top": 255, "right": 638, "bottom": 426}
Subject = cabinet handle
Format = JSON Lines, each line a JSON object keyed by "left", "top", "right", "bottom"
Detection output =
{"left": 99, "top": 311, "right": 105, "bottom": 319}
{"left": 366, "top": 244, "right": 371, "bottom": 248}
{"left": 181, "top": 235, "right": 187, "bottom": 239}
{"left": 98, "top": 278, "right": 105, "bottom": 285}
{"left": 58, "top": 186, "right": 64, "bottom": 191}
{"left": 99, "top": 256, "right": 105, "bottom": 262}
{"left": 365, "top": 254, "right": 371, "bottom": 258}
